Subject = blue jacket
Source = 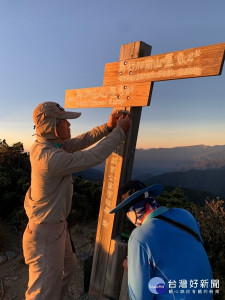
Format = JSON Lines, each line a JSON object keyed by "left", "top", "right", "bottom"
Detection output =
{"left": 127, "top": 207, "right": 213, "bottom": 299}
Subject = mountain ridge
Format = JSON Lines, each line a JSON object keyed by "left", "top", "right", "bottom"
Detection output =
{"left": 76, "top": 145, "right": 225, "bottom": 199}
{"left": 142, "top": 168, "right": 225, "bottom": 199}
{"left": 132, "top": 144, "right": 225, "bottom": 176}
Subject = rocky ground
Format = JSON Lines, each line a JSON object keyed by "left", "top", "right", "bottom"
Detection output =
{"left": 0, "top": 220, "right": 100, "bottom": 300}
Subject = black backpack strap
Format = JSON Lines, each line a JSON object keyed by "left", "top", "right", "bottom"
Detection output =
{"left": 154, "top": 215, "right": 203, "bottom": 244}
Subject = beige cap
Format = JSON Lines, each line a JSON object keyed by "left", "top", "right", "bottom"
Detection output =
{"left": 33, "top": 101, "right": 81, "bottom": 128}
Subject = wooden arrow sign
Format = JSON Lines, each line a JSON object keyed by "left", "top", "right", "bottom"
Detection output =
{"left": 103, "top": 43, "right": 225, "bottom": 86}
{"left": 65, "top": 82, "right": 152, "bottom": 108}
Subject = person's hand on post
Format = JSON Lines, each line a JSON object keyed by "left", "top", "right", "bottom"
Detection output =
{"left": 117, "top": 114, "right": 130, "bottom": 133}
{"left": 123, "top": 257, "right": 128, "bottom": 271}
{"left": 107, "top": 110, "right": 121, "bottom": 131}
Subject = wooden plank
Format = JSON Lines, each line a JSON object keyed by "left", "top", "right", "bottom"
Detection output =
{"left": 89, "top": 153, "right": 123, "bottom": 295}
{"left": 103, "top": 42, "right": 225, "bottom": 86}
{"left": 88, "top": 41, "right": 152, "bottom": 298}
{"left": 119, "top": 270, "right": 129, "bottom": 300}
{"left": 103, "top": 238, "right": 128, "bottom": 299}
{"left": 65, "top": 82, "right": 152, "bottom": 108}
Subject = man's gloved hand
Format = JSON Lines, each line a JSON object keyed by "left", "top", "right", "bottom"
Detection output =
{"left": 107, "top": 110, "right": 121, "bottom": 131}
{"left": 117, "top": 115, "right": 130, "bottom": 133}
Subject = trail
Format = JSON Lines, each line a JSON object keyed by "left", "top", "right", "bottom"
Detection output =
{"left": 0, "top": 221, "right": 99, "bottom": 300}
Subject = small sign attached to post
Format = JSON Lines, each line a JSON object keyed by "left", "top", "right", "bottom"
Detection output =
{"left": 65, "top": 82, "right": 152, "bottom": 108}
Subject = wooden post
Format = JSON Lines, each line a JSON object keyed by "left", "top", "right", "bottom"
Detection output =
{"left": 71, "top": 252, "right": 93, "bottom": 293}
{"left": 103, "top": 238, "right": 128, "bottom": 299}
{"left": 64, "top": 41, "right": 225, "bottom": 298}
{"left": 119, "top": 270, "right": 130, "bottom": 300}
{"left": 89, "top": 41, "right": 152, "bottom": 297}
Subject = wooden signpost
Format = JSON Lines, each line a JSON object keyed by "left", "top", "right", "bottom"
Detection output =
{"left": 65, "top": 41, "right": 225, "bottom": 299}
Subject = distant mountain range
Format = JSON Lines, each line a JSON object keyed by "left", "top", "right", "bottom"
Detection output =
{"left": 142, "top": 168, "right": 225, "bottom": 199}
{"left": 73, "top": 168, "right": 104, "bottom": 182}
{"left": 73, "top": 145, "right": 225, "bottom": 199}
{"left": 132, "top": 144, "right": 225, "bottom": 176}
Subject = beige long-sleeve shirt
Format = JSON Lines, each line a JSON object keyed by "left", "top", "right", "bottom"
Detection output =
{"left": 24, "top": 124, "right": 125, "bottom": 224}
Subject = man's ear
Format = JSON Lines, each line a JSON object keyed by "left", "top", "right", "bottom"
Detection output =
{"left": 121, "top": 188, "right": 136, "bottom": 201}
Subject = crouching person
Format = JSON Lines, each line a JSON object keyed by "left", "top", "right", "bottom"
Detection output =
{"left": 110, "top": 180, "right": 213, "bottom": 300}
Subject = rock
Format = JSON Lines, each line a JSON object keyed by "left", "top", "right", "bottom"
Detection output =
{"left": 5, "top": 251, "right": 17, "bottom": 260}
{"left": 3, "top": 276, "right": 10, "bottom": 281}
{"left": 0, "top": 253, "right": 7, "bottom": 264}
{"left": 13, "top": 276, "right": 19, "bottom": 281}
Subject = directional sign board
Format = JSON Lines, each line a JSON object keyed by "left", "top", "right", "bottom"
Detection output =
{"left": 103, "top": 43, "right": 225, "bottom": 86}
{"left": 65, "top": 82, "right": 152, "bottom": 108}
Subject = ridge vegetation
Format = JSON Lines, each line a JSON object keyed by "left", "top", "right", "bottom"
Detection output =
{"left": 0, "top": 140, "right": 224, "bottom": 299}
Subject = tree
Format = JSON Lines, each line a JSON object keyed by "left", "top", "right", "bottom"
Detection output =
{"left": 0, "top": 139, "right": 30, "bottom": 224}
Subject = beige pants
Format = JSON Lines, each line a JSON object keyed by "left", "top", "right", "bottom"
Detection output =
{"left": 23, "top": 221, "right": 76, "bottom": 300}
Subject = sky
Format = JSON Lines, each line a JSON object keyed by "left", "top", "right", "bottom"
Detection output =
{"left": 0, "top": 0, "right": 225, "bottom": 151}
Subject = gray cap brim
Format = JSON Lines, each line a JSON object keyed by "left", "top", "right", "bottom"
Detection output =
{"left": 57, "top": 111, "right": 81, "bottom": 119}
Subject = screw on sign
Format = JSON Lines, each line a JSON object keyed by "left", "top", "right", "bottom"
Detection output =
{"left": 64, "top": 41, "right": 225, "bottom": 299}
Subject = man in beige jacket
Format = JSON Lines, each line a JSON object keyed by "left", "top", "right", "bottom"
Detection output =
{"left": 23, "top": 101, "right": 130, "bottom": 300}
